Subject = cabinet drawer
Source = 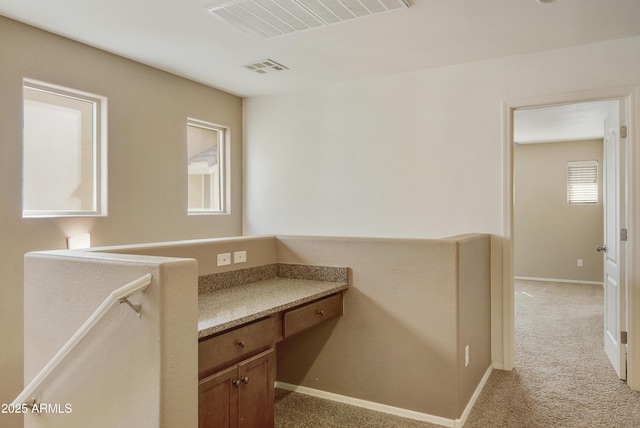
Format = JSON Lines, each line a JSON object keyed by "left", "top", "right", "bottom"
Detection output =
{"left": 283, "top": 293, "right": 343, "bottom": 338}
{"left": 199, "top": 316, "right": 279, "bottom": 379}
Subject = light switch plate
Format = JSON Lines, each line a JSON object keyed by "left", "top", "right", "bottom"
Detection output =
{"left": 217, "top": 253, "right": 231, "bottom": 266}
{"left": 234, "top": 251, "right": 247, "bottom": 264}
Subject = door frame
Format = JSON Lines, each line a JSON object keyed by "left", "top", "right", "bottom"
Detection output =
{"left": 499, "top": 86, "right": 640, "bottom": 390}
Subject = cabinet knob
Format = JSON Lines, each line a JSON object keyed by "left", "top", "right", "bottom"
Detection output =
{"left": 233, "top": 379, "right": 242, "bottom": 387}
{"left": 242, "top": 376, "right": 250, "bottom": 384}
{"left": 316, "top": 310, "right": 325, "bottom": 317}
{"left": 237, "top": 340, "right": 246, "bottom": 348}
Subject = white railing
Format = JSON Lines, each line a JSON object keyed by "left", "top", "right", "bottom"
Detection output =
{"left": 12, "top": 273, "right": 153, "bottom": 407}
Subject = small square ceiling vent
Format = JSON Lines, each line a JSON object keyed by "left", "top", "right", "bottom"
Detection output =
{"left": 244, "top": 59, "right": 289, "bottom": 73}
{"left": 204, "top": 0, "right": 411, "bottom": 39}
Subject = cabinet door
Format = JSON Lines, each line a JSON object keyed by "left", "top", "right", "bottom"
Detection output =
{"left": 237, "top": 349, "right": 275, "bottom": 428}
{"left": 199, "top": 365, "right": 238, "bottom": 428}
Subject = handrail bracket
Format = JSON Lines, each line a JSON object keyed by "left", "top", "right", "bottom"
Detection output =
{"left": 119, "top": 297, "right": 142, "bottom": 319}
{"left": 26, "top": 398, "right": 40, "bottom": 415}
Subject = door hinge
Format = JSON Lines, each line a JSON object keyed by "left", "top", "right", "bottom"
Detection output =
{"left": 621, "top": 228, "right": 628, "bottom": 242}
{"left": 621, "top": 331, "right": 628, "bottom": 345}
{"left": 620, "top": 125, "right": 628, "bottom": 139}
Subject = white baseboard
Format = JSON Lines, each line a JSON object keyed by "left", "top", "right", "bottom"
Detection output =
{"left": 454, "top": 365, "right": 493, "bottom": 428}
{"left": 275, "top": 381, "right": 455, "bottom": 427}
{"left": 276, "top": 365, "right": 493, "bottom": 428}
{"left": 515, "top": 276, "right": 603, "bottom": 286}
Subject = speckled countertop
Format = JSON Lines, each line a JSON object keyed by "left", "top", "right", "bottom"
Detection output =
{"left": 198, "top": 264, "right": 348, "bottom": 338}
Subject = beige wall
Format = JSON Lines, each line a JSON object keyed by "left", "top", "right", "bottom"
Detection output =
{"left": 514, "top": 139, "right": 604, "bottom": 282}
{"left": 243, "top": 37, "right": 640, "bottom": 241}
{"left": 97, "top": 235, "right": 277, "bottom": 276}
{"left": 454, "top": 234, "right": 492, "bottom": 414}
{"left": 274, "top": 234, "right": 491, "bottom": 421}
{"left": 20, "top": 234, "right": 490, "bottom": 425}
{"left": 243, "top": 35, "right": 640, "bottom": 370}
{"left": 0, "top": 16, "right": 242, "bottom": 428}
{"left": 22, "top": 251, "right": 197, "bottom": 428}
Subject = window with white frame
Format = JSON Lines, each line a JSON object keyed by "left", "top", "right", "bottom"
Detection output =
{"left": 22, "top": 79, "right": 107, "bottom": 217}
{"left": 567, "top": 160, "right": 598, "bottom": 205}
{"left": 187, "top": 119, "right": 227, "bottom": 213}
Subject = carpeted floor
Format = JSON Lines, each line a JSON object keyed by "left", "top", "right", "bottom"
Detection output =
{"left": 465, "top": 280, "right": 640, "bottom": 427}
{"left": 274, "top": 388, "right": 441, "bottom": 428}
{"left": 274, "top": 280, "right": 640, "bottom": 427}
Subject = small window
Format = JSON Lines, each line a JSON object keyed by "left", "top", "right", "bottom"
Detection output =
{"left": 187, "top": 119, "right": 227, "bottom": 213}
{"left": 567, "top": 160, "right": 598, "bottom": 205}
{"left": 22, "top": 79, "right": 107, "bottom": 217}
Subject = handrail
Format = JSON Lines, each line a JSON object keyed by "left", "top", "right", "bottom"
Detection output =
{"left": 12, "top": 273, "right": 153, "bottom": 407}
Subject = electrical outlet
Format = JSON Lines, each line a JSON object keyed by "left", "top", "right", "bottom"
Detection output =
{"left": 577, "top": 259, "right": 583, "bottom": 267}
{"left": 217, "top": 253, "right": 231, "bottom": 266}
{"left": 234, "top": 251, "right": 247, "bottom": 264}
{"left": 465, "top": 345, "right": 470, "bottom": 368}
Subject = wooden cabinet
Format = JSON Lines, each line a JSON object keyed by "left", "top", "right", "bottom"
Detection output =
{"left": 199, "top": 316, "right": 280, "bottom": 428}
{"left": 198, "top": 292, "right": 344, "bottom": 428}
{"left": 199, "top": 348, "right": 275, "bottom": 428}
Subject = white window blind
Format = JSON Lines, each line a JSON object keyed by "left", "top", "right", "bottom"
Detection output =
{"left": 567, "top": 160, "right": 598, "bottom": 205}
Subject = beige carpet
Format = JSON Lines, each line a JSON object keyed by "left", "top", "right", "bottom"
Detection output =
{"left": 274, "top": 388, "right": 441, "bottom": 428}
{"left": 275, "top": 280, "right": 640, "bottom": 427}
{"left": 466, "top": 280, "right": 640, "bottom": 427}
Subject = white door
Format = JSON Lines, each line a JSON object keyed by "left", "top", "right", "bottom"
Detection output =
{"left": 602, "top": 102, "right": 626, "bottom": 380}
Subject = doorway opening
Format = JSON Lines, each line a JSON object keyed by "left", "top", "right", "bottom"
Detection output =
{"left": 513, "top": 100, "right": 615, "bottom": 284}
{"left": 513, "top": 99, "right": 624, "bottom": 379}
{"left": 500, "top": 87, "right": 640, "bottom": 390}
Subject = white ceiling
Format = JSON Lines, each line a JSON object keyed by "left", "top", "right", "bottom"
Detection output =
{"left": 514, "top": 100, "right": 619, "bottom": 144}
{"left": 1, "top": 0, "right": 639, "bottom": 97}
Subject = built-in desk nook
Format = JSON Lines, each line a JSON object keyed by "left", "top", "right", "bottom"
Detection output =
{"left": 196, "top": 264, "right": 349, "bottom": 427}
{"left": 21, "top": 234, "right": 492, "bottom": 428}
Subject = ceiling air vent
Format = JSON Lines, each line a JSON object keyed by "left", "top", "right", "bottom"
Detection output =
{"left": 204, "top": 0, "right": 411, "bottom": 39}
{"left": 244, "top": 59, "right": 289, "bottom": 73}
